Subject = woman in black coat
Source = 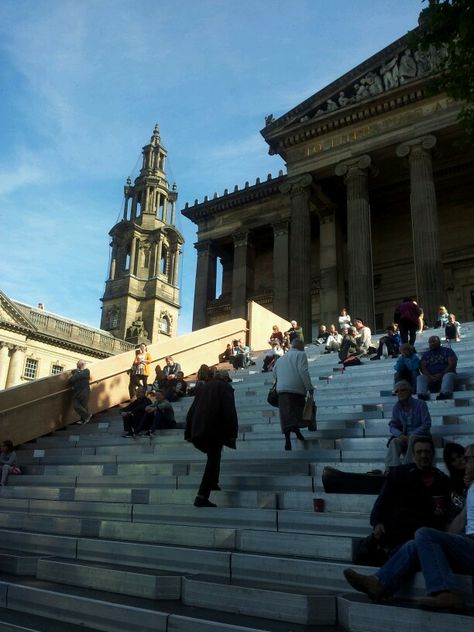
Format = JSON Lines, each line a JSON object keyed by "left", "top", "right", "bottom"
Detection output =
{"left": 185, "top": 370, "right": 238, "bottom": 507}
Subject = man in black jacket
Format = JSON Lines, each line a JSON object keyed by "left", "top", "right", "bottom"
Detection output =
{"left": 355, "top": 436, "right": 451, "bottom": 566}
{"left": 185, "top": 370, "right": 238, "bottom": 507}
{"left": 69, "top": 360, "right": 92, "bottom": 425}
{"left": 369, "top": 436, "right": 451, "bottom": 553}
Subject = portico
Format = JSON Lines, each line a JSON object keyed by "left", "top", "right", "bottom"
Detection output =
{"left": 182, "top": 34, "right": 474, "bottom": 336}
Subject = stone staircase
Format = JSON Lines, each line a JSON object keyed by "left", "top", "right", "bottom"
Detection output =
{"left": 0, "top": 327, "right": 473, "bottom": 630}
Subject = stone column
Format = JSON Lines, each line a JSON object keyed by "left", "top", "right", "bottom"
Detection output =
{"left": 272, "top": 220, "right": 290, "bottom": 319}
{"left": 192, "top": 240, "right": 217, "bottom": 330}
{"left": 231, "top": 231, "right": 254, "bottom": 319}
{"left": 172, "top": 246, "right": 181, "bottom": 286}
{"left": 335, "top": 155, "right": 375, "bottom": 329}
{"left": 129, "top": 237, "right": 137, "bottom": 274}
{"left": 318, "top": 207, "right": 339, "bottom": 327}
{"left": 396, "top": 135, "right": 445, "bottom": 323}
{"left": 0, "top": 343, "right": 10, "bottom": 390}
{"left": 5, "top": 345, "right": 26, "bottom": 389}
{"left": 280, "top": 174, "right": 313, "bottom": 339}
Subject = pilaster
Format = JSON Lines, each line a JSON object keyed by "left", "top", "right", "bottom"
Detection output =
{"left": 272, "top": 220, "right": 290, "bottom": 319}
{"left": 280, "top": 174, "right": 313, "bottom": 338}
{"left": 0, "top": 343, "right": 10, "bottom": 390}
{"left": 318, "top": 207, "right": 339, "bottom": 327}
{"left": 231, "top": 231, "right": 254, "bottom": 319}
{"left": 192, "top": 240, "right": 217, "bottom": 330}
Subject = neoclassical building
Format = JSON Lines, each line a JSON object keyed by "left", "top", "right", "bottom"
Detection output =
{"left": 101, "top": 126, "right": 184, "bottom": 343}
{"left": 182, "top": 34, "right": 474, "bottom": 338}
{"left": 0, "top": 291, "right": 133, "bottom": 390}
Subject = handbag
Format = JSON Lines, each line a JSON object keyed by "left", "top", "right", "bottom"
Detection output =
{"left": 267, "top": 382, "right": 279, "bottom": 407}
{"left": 302, "top": 394, "right": 317, "bottom": 431}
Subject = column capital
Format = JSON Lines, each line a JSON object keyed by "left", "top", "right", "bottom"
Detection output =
{"left": 194, "top": 239, "right": 213, "bottom": 255}
{"left": 279, "top": 173, "right": 312, "bottom": 196}
{"left": 317, "top": 207, "right": 336, "bottom": 224}
{"left": 396, "top": 134, "right": 437, "bottom": 159}
{"left": 272, "top": 219, "right": 290, "bottom": 237}
{"left": 335, "top": 154, "right": 372, "bottom": 178}
{"left": 233, "top": 230, "right": 250, "bottom": 248}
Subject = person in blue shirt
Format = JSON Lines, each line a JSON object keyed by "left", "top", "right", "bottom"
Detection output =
{"left": 385, "top": 380, "right": 431, "bottom": 469}
{"left": 417, "top": 335, "right": 457, "bottom": 400}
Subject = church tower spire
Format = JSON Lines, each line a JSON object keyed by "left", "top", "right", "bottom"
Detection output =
{"left": 100, "top": 126, "right": 184, "bottom": 343}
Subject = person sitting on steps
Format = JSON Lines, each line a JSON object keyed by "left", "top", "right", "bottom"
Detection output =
{"left": 416, "top": 335, "right": 457, "bottom": 401}
{"left": 344, "top": 443, "right": 474, "bottom": 612}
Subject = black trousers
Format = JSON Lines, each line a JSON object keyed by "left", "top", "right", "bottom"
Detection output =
{"left": 399, "top": 319, "right": 417, "bottom": 346}
{"left": 198, "top": 444, "right": 222, "bottom": 499}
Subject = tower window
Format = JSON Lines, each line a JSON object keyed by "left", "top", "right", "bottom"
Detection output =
{"left": 125, "top": 252, "right": 131, "bottom": 270}
{"left": 160, "top": 248, "right": 167, "bottom": 275}
{"left": 109, "top": 309, "right": 119, "bottom": 329}
{"left": 51, "top": 364, "right": 64, "bottom": 375}
{"left": 160, "top": 315, "right": 170, "bottom": 334}
{"left": 24, "top": 358, "right": 38, "bottom": 379}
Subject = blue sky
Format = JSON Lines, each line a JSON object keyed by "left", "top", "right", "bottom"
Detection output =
{"left": 0, "top": 0, "right": 423, "bottom": 334}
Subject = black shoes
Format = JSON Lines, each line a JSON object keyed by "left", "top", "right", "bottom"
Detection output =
{"left": 436, "top": 392, "right": 452, "bottom": 400}
{"left": 194, "top": 496, "right": 217, "bottom": 507}
{"left": 417, "top": 393, "right": 429, "bottom": 401}
{"left": 370, "top": 356, "right": 381, "bottom": 361}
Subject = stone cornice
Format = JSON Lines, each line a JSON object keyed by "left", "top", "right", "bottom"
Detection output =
{"left": 181, "top": 174, "right": 287, "bottom": 222}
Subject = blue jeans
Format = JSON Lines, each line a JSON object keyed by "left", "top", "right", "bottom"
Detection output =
{"left": 416, "top": 372, "right": 456, "bottom": 395}
{"left": 376, "top": 527, "right": 474, "bottom": 595}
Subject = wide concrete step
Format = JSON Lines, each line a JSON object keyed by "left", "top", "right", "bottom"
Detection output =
{"left": 36, "top": 558, "right": 182, "bottom": 600}
{"left": 182, "top": 575, "right": 337, "bottom": 625}
{"left": 338, "top": 593, "right": 474, "bottom": 632}
{"left": 0, "top": 606, "right": 102, "bottom": 632}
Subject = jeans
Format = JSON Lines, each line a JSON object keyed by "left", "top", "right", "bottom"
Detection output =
{"left": 417, "top": 372, "right": 456, "bottom": 395}
{"left": 376, "top": 528, "right": 474, "bottom": 595}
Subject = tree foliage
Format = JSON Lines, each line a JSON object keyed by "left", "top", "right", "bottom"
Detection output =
{"left": 411, "top": 0, "right": 474, "bottom": 140}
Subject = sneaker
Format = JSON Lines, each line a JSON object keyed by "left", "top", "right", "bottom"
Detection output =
{"left": 122, "top": 433, "right": 134, "bottom": 438}
{"left": 193, "top": 497, "right": 217, "bottom": 507}
{"left": 343, "top": 568, "right": 386, "bottom": 602}
{"left": 75, "top": 420, "right": 84, "bottom": 425}
{"left": 370, "top": 356, "right": 380, "bottom": 361}
{"left": 83, "top": 414, "right": 93, "bottom": 424}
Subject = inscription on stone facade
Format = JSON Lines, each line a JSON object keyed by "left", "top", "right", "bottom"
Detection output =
{"left": 305, "top": 97, "right": 455, "bottom": 157}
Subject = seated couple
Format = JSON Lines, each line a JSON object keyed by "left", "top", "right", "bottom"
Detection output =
{"left": 121, "top": 388, "right": 176, "bottom": 438}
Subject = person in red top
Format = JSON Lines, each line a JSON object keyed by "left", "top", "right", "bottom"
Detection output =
{"left": 394, "top": 298, "right": 422, "bottom": 347}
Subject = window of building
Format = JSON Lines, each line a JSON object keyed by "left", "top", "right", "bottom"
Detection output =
{"left": 24, "top": 358, "right": 38, "bottom": 379}
{"left": 109, "top": 309, "right": 119, "bottom": 329}
{"left": 51, "top": 364, "right": 63, "bottom": 375}
{"left": 160, "top": 248, "right": 168, "bottom": 275}
{"left": 160, "top": 315, "right": 170, "bottom": 335}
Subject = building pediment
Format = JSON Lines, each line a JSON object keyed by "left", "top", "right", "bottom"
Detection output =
{"left": 0, "top": 290, "right": 37, "bottom": 332}
{"left": 262, "top": 32, "right": 447, "bottom": 152}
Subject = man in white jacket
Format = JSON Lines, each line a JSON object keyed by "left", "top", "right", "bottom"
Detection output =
{"left": 273, "top": 338, "right": 314, "bottom": 450}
